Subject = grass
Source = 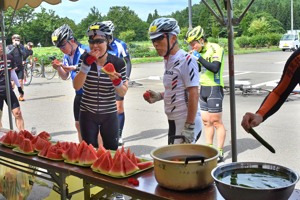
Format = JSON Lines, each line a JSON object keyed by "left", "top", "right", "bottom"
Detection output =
{"left": 32, "top": 42, "right": 281, "bottom": 65}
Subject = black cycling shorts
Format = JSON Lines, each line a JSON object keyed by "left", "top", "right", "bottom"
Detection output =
{"left": 79, "top": 111, "right": 119, "bottom": 150}
{"left": 0, "top": 90, "right": 20, "bottom": 111}
{"left": 200, "top": 86, "right": 224, "bottom": 113}
{"left": 115, "top": 93, "right": 124, "bottom": 101}
{"left": 73, "top": 94, "right": 82, "bottom": 121}
{"left": 15, "top": 68, "right": 24, "bottom": 80}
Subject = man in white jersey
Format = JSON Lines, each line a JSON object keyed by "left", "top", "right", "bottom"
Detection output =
{"left": 143, "top": 18, "right": 202, "bottom": 144}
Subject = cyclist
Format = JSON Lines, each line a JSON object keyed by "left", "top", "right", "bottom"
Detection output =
{"left": 0, "top": 40, "right": 25, "bottom": 131}
{"left": 73, "top": 22, "right": 128, "bottom": 150}
{"left": 241, "top": 49, "right": 300, "bottom": 132}
{"left": 185, "top": 26, "right": 226, "bottom": 162}
{"left": 51, "top": 24, "right": 91, "bottom": 143}
{"left": 23, "top": 42, "right": 33, "bottom": 66}
{"left": 102, "top": 20, "right": 132, "bottom": 146}
{"left": 144, "top": 18, "right": 202, "bottom": 144}
{"left": 6, "top": 34, "right": 26, "bottom": 101}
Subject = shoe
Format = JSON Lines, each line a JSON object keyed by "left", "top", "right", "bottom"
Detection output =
{"left": 218, "top": 150, "right": 224, "bottom": 163}
{"left": 118, "top": 137, "right": 123, "bottom": 146}
{"left": 18, "top": 96, "right": 25, "bottom": 101}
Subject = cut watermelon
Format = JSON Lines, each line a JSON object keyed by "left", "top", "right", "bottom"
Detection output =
{"left": 101, "top": 63, "right": 116, "bottom": 75}
{"left": 34, "top": 137, "right": 51, "bottom": 152}
{"left": 122, "top": 152, "right": 139, "bottom": 175}
{"left": 46, "top": 144, "right": 63, "bottom": 160}
{"left": 79, "top": 144, "right": 98, "bottom": 165}
{"left": 96, "top": 144, "right": 107, "bottom": 157}
{"left": 109, "top": 152, "right": 126, "bottom": 177}
{"left": 39, "top": 142, "right": 51, "bottom": 157}
{"left": 0, "top": 131, "right": 15, "bottom": 146}
{"left": 95, "top": 151, "right": 113, "bottom": 174}
{"left": 37, "top": 131, "right": 51, "bottom": 140}
{"left": 62, "top": 142, "right": 79, "bottom": 163}
{"left": 19, "top": 138, "right": 34, "bottom": 153}
{"left": 137, "top": 161, "right": 153, "bottom": 170}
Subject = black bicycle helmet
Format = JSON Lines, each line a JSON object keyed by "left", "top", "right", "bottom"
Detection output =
{"left": 148, "top": 18, "right": 180, "bottom": 39}
{"left": 86, "top": 22, "right": 110, "bottom": 38}
{"left": 51, "top": 24, "right": 74, "bottom": 47}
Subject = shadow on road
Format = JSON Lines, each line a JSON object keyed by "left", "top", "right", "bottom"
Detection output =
{"left": 50, "top": 130, "right": 77, "bottom": 137}
{"left": 26, "top": 95, "right": 65, "bottom": 101}
{"left": 223, "top": 138, "right": 261, "bottom": 161}
{"left": 124, "top": 128, "right": 168, "bottom": 143}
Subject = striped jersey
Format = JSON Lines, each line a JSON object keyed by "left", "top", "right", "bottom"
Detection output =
{"left": 163, "top": 49, "right": 200, "bottom": 120}
{"left": 80, "top": 54, "right": 126, "bottom": 114}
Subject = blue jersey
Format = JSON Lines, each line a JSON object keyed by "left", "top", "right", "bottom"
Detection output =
{"left": 62, "top": 43, "right": 90, "bottom": 95}
{"left": 108, "top": 38, "right": 129, "bottom": 58}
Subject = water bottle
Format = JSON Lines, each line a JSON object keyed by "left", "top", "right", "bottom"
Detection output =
{"left": 31, "top": 127, "right": 37, "bottom": 136}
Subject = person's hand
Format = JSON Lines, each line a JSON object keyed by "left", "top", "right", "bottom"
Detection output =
{"left": 181, "top": 122, "right": 195, "bottom": 143}
{"left": 109, "top": 72, "right": 123, "bottom": 88}
{"left": 52, "top": 59, "right": 62, "bottom": 70}
{"left": 190, "top": 50, "right": 201, "bottom": 60}
{"left": 82, "top": 50, "right": 102, "bottom": 65}
{"left": 18, "top": 87, "right": 24, "bottom": 95}
{"left": 143, "top": 90, "right": 163, "bottom": 104}
{"left": 241, "top": 112, "right": 263, "bottom": 132}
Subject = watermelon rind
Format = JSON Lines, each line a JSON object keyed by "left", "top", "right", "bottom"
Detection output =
{"left": 13, "top": 147, "right": 38, "bottom": 155}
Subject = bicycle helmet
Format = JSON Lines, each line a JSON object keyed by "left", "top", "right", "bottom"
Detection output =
{"left": 101, "top": 21, "right": 115, "bottom": 35}
{"left": 51, "top": 24, "right": 74, "bottom": 47}
{"left": 185, "top": 26, "right": 204, "bottom": 43}
{"left": 12, "top": 34, "right": 21, "bottom": 40}
{"left": 86, "top": 22, "right": 109, "bottom": 38}
{"left": 148, "top": 18, "right": 180, "bottom": 39}
{"left": 27, "top": 42, "right": 33, "bottom": 47}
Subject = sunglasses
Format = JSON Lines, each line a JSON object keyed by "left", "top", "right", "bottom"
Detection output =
{"left": 151, "top": 34, "right": 166, "bottom": 43}
{"left": 88, "top": 39, "right": 106, "bottom": 44}
{"left": 58, "top": 41, "right": 68, "bottom": 49}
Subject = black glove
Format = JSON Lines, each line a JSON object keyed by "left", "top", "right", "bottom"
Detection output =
{"left": 18, "top": 87, "right": 24, "bottom": 95}
{"left": 82, "top": 53, "right": 97, "bottom": 65}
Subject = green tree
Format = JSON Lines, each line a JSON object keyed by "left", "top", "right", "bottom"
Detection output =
{"left": 119, "top": 30, "right": 136, "bottom": 43}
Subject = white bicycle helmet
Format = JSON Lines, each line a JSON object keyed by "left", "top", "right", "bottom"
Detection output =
{"left": 101, "top": 21, "right": 115, "bottom": 35}
{"left": 148, "top": 18, "right": 180, "bottom": 39}
{"left": 51, "top": 24, "right": 74, "bottom": 47}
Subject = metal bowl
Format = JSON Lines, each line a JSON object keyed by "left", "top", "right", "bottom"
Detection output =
{"left": 211, "top": 162, "right": 299, "bottom": 200}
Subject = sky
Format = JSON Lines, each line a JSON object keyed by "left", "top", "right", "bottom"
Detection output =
{"left": 37, "top": 0, "right": 199, "bottom": 23}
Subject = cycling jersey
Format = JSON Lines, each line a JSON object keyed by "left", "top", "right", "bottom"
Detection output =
{"left": 0, "top": 54, "right": 14, "bottom": 95}
{"left": 256, "top": 49, "right": 300, "bottom": 121}
{"left": 80, "top": 54, "right": 126, "bottom": 114}
{"left": 199, "top": 42, "right": 224, "bottom": 87}
{"left": 23, "top": 47, "right": 33, "bottom": 61}
{"left": 6, "top": 44, "right": 25, "bottom": 69}
{"left": 62, "top": 43, "right": 89, "bottom": 95}
{"left": 108, "top": 38, "right": 129, "bottom": 58}
{"left": 163, "top": 49, "right": 201, "bottom": 120}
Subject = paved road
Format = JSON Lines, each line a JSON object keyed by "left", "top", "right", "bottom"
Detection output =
{"left": 2, "top": 51, "right": 300, "bottom": 189}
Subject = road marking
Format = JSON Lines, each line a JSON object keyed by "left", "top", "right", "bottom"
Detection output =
{"left": 223, "top": 72, "right": 251, "bottom": 77}
{"left": 253, "top": 79, "right": 279, "bottom": 88}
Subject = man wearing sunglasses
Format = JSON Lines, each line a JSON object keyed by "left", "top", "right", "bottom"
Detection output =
{"left": 144, "top": 18, "right": 202, "bottom": 145}
{"left": 51, "top": 24, "right": 90, "bottom": 143}
{"left": 6, "top": 34, "right": 26, "bottom": 101}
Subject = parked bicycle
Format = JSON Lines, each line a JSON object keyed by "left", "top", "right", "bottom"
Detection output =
{"left": 32, "top": 56, "right": 57, "bottom": 80}
{"left": 23, "top": 61, "right": 33, "bottom": 86}
{"left": 223, "top": 81, "right": 270, "bottom": 96}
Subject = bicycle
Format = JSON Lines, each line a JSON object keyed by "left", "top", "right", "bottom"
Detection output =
{"left": 223, "top": 82, "right": 271, "bottom": 96}
{"left": 32, "top": 56, "right": 57, "bottom": 80}
{"left": 23, "top": 62, "right": 33, "bottom": 86}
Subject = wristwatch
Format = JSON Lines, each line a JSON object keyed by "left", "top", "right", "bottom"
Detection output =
{"left": 184, "top": 122, "right": 195, "bottom": 129}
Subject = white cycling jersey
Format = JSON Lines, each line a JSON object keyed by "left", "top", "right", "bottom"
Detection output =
{"left": 163, "top": 49, "right": 201, "bottom": 120}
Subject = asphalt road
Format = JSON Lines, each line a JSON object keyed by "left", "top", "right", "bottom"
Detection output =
{"left": 2, "top": 50, "right": 300, "bottom": 189}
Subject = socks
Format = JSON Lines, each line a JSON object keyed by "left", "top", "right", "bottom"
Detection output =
{"left": 118, "top": 112, "right": 125, "bottom": 137}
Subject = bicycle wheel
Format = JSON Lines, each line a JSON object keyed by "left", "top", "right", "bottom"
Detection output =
{"left": 23, "top": 66, "right": 32, "bottom": 86}
{"left": 32, "top": 62, "right": 42, "bottom": 78}
{"left": 44, "top": 64, "right": 57, "bottom": 80}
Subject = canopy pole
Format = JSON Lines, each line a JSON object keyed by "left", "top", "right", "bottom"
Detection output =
{"left": 226, "top": 0, "right": 237, "bottom": 162}
{"left": 0, "top": 9, "right": 14, "bottom": 130}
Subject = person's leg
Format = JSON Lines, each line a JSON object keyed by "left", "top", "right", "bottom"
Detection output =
{"left": 210, "top": 112, "right": 226, "bottom": 149}
{"left": 100, "top": 112, "right": 119, "bottom": 150}
{"left": 116, "top": 94, "right": 125, "bottom": 145}
{"left": 9, "top": 91, "right": 24, "bottom": 131}
{"left": 16, "top": 69, "right": 25, "bottom": 101}
{"left": 0, "top": 98, "right": 3, "bottom": 128}
{"left": 73, "top": 94, "right": 82, "bottom": 142}
{"left": 79, "top": 111, "right": 99, "bottom": 148}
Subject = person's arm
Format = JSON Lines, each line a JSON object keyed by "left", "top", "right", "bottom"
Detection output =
{"left": 185, "top": 86, "right": 199, "bottom": 124}
{"left": 112, "top": 60, "right": 128, "bottom": 97}
{"left": 124, "top": 56, "right": 132, "bottom": 80}
{"left": 198, "top": 58, "right": 221, "bottom": 73}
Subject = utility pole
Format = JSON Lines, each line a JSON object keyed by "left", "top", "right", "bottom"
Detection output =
{"left": 188, "top": 0, "right": 192, "bottom": 30}
{"left": 291, "top": 0, "right": 293, "bottom": 31}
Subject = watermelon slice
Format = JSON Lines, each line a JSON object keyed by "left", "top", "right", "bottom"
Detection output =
{"left": 96, "top": 144, "right": 107, "bottom": 157}
{"left": 62, "top": 142, "right": 79, "bottom": 163}
{"left": 101, "top": 63, "right": 116, "bottom": 75}
{"left": 94, "top": 151, "right": 113, "bottom": 173}
{"left": 34, "top": 137, "right": 51, "bottom": 152}
{"left": 109, "top": 152, "right": 126, "bottom": 177}
{"left": 79, "top": 144, "right": 98, "bottom": 165}
{"left": 19, "top": 138, "right": 34, "bottom": 153}
{"left": 0, "top": 131, "right": 16, "bottom": 146}
{"left": 46, "top": 144, "right": 63, "bottom": 160}
{"left": 37, "top": 131, "right": 51, "bottom": 140}
{"left": 38, "top": 142, "right": 52, "bottom": 157}
{"left": 137, "top": 161, "right": 153, "bottom": 170}
{"left": 122, "top": 152, "right": 139, "bottom": 175}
